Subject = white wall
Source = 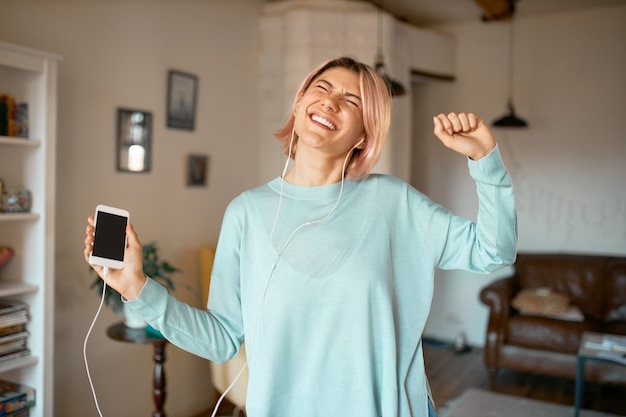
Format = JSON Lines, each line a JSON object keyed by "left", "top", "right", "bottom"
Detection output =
{"left": 416, "top": 5, "right": 626, "bottom": 346}
{"left": 0, "top": 1, "right": 264, "bottom": 416}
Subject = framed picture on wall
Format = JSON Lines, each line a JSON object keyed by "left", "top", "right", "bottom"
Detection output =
{"left": 186, "top": 154, "right": 209, "bottom": 187}
{"left": 116, "top": 108, "right": 152, "bottom": 173}
{"left": 167, "top": 70, "right": 198, "bottom": 130}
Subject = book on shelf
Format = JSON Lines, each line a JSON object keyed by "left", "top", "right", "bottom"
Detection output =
{"left": 0, "top": 312, "right": 28, "bottom": 330}
{"left": 0, "top": 339, "right": 27, "bottom": 356}
{"left": 0, "top": 301, "right": 31, "bottom": 364}
{"left": 0, "top": 331, "right": 28, "bottom": 346}
{"left": 0, "top": 95, "right": 28, "bottom": 139}
{"left": 0, "top": 302, "right": 29, "bottom": 331}
{"left": 0, "top": 349, "right": 30, "bottom": 364}
{"left": 0, "top": 378, "right": 35, "bottom": 416}
{"left": 0, "top": 301, "right": 28, "bottom": 317}
{"left": 14, "top": 103, "right": 28, "bottom": 139}
{"left": 0, "top": 325, "right": 27, "bottom": 339}
{"left": 5, "top": 410, "right": 29, "bottom": 417}
{"left": 0, "top": 95, "right": 15, "bottom": 137}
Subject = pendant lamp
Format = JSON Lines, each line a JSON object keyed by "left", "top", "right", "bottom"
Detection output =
{"left": 374, "top": 3, "right": 405, "bottom": 97}
{"left": 492, "top": 16, "right": 528, "bottom": 127}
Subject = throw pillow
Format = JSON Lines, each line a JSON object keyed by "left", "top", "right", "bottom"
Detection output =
{"left": 512, "top": 287, "right": 570, "bottom": 315}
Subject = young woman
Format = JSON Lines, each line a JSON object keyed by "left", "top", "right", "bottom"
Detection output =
{"left": 85, "top": 56, "right": 517, "bottom": 417}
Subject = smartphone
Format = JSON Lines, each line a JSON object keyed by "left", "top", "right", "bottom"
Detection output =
{"left": 89, "top": 205, "right": 130, "bottom": 269}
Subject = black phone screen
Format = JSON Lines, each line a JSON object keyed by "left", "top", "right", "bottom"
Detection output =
{"left": 92, "top": 211, "right": 127, "bottom": 261}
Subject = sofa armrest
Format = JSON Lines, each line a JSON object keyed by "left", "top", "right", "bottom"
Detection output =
{"left": 479, "top": 276, "right": 519, "bottom": 371}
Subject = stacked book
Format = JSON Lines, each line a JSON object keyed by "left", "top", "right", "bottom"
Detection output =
{"left": 0, "top": 95, "right": 28, "bottom": 138}
{"left": 0, "top": 301, "right": 30, "bottom": 364}
{"left": 0, "top": 378, "right": 36, "bottom": 416}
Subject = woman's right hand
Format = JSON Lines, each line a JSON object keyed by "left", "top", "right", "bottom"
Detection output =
{"left": 84, "top": 216, "right": 147, "bottom": 301}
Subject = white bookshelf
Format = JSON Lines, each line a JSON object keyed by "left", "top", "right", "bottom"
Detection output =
{"left": 0, "top": 40, "right": 60, "bottom": 417}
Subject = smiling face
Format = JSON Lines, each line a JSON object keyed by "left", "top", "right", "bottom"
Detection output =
{"left": 293, "top": 67, "right": 366, "bottom": 160}
{"left": 274, "top": 57, "right": 391, "bottom": 182}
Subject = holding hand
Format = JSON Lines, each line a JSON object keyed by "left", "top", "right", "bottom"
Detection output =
{"left": 433, "top": 112, "right": 496, "bottom": 160}
{"left": 84, "top": 217, "right": 147, "bottom": 301}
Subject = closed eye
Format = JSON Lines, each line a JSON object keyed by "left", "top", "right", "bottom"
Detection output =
{"left": 316, "top": 83, "right": 330, "bottom": 92}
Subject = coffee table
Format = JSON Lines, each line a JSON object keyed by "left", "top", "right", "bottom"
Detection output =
{"left": 575, "top": 332, "right": 626, "bottom": 417}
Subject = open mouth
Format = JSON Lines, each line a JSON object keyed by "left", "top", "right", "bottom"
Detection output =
{"left": 310, "top": 114, "right": 337, "bottom": 131}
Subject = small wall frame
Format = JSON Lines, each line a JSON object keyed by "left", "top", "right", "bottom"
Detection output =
{"left": 116, "top": 108, "right": 152, "bottom": 173}
{"left": 186, "top": 154, "right": 209, "bottom": 187}
{"left": 167, "top": 70, "right": 198, "bottom": 131}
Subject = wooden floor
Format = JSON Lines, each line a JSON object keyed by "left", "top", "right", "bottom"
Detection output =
{"left": 194, "top": 343, "right": 626, "bottom": 416}
{"left": 424, "top": 344, "right": 626, "bottom": 416}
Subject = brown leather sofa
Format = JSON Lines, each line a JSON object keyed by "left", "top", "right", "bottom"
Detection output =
{"left": 479, "top": 253, "right": 626, "bottom": 388}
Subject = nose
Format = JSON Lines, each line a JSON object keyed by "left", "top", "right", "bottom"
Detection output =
{"left": 321, "top": 97, "right": 337, "bottom": 112}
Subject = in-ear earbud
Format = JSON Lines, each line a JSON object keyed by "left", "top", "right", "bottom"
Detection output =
{"left": 354, "top": 137, "right": 366, "bottom": 149}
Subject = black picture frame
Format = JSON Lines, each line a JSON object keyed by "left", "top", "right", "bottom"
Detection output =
{"left": 116, "top": 108, "right": 152, "bottom": 173}
{"left": 186, "top": 154, "right": 209, "bottom": 187}
{"left": 167, "top": 70, "right": 198, "bottom": 130}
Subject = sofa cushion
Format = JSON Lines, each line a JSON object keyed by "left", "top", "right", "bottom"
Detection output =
{"left": 516, "top": 254, "right": 606, "bottom": 320}
{"left": 511, "top": 287, "right": 570, "bottom": 315}
{"left": 506, "top": 314, "right": 600, "bottom": 354}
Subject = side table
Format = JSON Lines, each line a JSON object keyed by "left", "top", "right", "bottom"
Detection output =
{"left": 575, "top": 332, "right": 626, "bottom": 417}
{"left": 107, "top": 322, "right": 168, "bottom": 417}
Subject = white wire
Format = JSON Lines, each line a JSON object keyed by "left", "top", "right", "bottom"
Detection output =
{"left": 83, "top": 266, "right": 109, "bottom": 417}
{"left": 210, "top": 131, "right": 359, "bottom": 417}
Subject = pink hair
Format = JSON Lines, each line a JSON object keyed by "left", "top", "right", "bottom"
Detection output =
{"left": 274, "top": 57, "right": 391, "bottom": 181}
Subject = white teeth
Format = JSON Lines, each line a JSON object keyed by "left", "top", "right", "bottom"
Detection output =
{"left": 311, "top": 114, "right": 336, "bottom": 130}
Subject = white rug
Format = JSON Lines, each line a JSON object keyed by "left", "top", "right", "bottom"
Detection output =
{"left": 437, "top": 388, "right": 622, "bottom": 417}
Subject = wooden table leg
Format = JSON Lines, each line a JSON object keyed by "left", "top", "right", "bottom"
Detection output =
{"left": 153, "top": 341, "right": 167, "bottom": 417}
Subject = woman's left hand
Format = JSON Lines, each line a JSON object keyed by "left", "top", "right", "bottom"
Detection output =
{"left": 433, "top": 112, "right": 497, "bottom": 160}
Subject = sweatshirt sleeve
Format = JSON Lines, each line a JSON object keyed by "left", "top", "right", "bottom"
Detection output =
{"left": 123, "top": 201, "right": 246, "bottom": 363}
{"left": 123, "top": 278, "right": 242, "bottom": 362}
{"left": 436, "top": 144, "right": 518, "bottom": 273}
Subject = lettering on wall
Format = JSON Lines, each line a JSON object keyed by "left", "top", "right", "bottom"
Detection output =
{"left": 499, "top": 138, "right": 626, "bottom": 251}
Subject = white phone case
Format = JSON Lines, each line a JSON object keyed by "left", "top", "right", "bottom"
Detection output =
{"left": 89, "top": 204, "right": 129, "bottom": 269}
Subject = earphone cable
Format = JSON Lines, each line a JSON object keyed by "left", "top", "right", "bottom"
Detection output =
{"left": 83, "top": 266, "right": 109, "bottom": 417}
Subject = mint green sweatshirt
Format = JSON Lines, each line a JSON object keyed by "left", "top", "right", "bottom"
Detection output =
{"left": 128, "top": 145, "right": 517, "bottom": 417}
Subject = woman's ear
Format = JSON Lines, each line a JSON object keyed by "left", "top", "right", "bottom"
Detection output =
{"left": 294, "top": 95, "right": 303, "bottom": 116}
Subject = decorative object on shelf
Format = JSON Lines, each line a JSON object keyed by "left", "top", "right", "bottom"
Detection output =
{"left": 116, "top": 108, "right": 152, "bottom": 173}
{"left": 90, "top": 242, "right": 181, "bottom": 320}
{"left": 186, "top": 154, "right": 209, "bottom": 187}
{"left": 166, "top": 70, "right": 198, "bottom": 130}
{"left": 0, "top": 246, "right": 15, "bottom": 269}
{"left": 0, "top": 188, "right": 31, "bottom": 213}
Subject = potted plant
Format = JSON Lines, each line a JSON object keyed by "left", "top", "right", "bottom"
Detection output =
{"left": 90, "top": 242, "right": 181, "bottom": 324}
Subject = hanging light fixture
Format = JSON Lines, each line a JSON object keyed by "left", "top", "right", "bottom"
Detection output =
{"left": 492, "top": 8, "right": 528, "bottom": 127}
{"left": 374, "top": 2, "right": 405, "bottom": 97}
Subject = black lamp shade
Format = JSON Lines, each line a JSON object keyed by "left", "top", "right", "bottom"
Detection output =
{"left": 492, "top": 100, "right": 528, "bottom": 127}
